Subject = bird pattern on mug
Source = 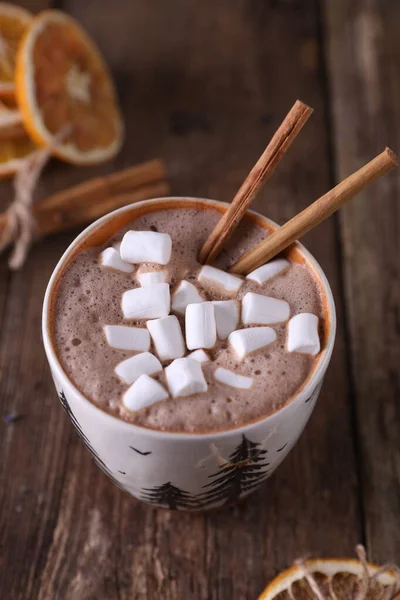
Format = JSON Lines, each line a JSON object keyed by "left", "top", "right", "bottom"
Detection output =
{"left": 57, "top": 386, "right": 318, "bottom": 509}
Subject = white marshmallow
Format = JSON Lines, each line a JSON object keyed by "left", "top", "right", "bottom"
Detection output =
{"left": 165, "top": 357, "right": 207, "bottom": 398}
{"left": 246, "top": 258, "right": 290, "bottom": 285}
{"left": 123, "top": 374, "right": 168, "bottom": 412}
{"left": 103, "top": 325, "right": 150, "bottom": 351}
{"left": 136, "top": 270, "right": 166, "bottom": 287}
{"left": 242, "top": 292, "right": 290, "bottom": 325}
{"left": 198, "top": 265, "right": 243, "bottom": 294}
{"left": 120, "top": 230, "right": 172, "bottom": 265}
{"left": 185, "top": 302, "right": 217, "bottom": 350}
{"left": 171, "top": 280, "right": 204, "bottom": 315}
{"left": 287, "top": 313, "right": 320, "bottom": 355}
{"left": 212, "top": 300, "right": 239, "bottom": 340}
{"left": 122, "top": 283, "right": 170, "bottom": 319}
{"left": 115, "top": 352, "right": 162, "bottom": 385}
{"left": 100, "top": 247, "right": 134, "bottom": 273}
{"left": 113, "top": 241, "right": 122, "bottom": 253}
{"left": 147, "top": 315, "right": 186, "bottom": 360}
{"left": 214, "top": 367, "right": 254, "bottom": 389}
{"left": 228, "top": 327, "right": 276, "bottom": 359}
{"left": 188, "top": 349, "right": 210, "bottom": 363}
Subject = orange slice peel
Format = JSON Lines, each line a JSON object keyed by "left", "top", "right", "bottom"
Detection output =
{"left": 259, "top": 551, "right": 400, "bottom": 600}
{"left": 15, "top": 9, "right": 124, "bottom": 165}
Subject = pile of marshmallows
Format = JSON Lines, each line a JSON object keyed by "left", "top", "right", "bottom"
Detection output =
{"left": 100, "top": 230, "right": 321, "bottom": 413}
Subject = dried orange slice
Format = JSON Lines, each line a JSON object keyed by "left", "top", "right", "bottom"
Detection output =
{"left": 0, "top": 99, "right": 24, "bottom": 139}
{"left": 0, "top": 134, "right": 37, "bottom": 179}
{"left": 258, "top": 555, "right": 400, "bottom": 600}
{"left": 0, "top": 3, "right": 32, "bottom": 98}
{"left": 15, "top": 10, "right": 124, "bottom": 165}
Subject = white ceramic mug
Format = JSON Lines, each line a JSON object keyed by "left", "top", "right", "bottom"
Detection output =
{"left": 42, "top": 197, "right": 336, "bottom": 511}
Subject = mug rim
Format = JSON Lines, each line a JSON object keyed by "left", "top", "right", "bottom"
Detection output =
{"left": 42, "top": 196, "right": 336, "bottom": 440}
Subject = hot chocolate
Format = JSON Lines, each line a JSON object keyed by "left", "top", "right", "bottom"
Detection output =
{"left": 50, "top": 204, "right": 325, "bottom": 433}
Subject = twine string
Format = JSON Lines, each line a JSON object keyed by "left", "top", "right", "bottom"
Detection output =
{"left": 295, "top": 558, "right": 326, "bottom": 600}
{"left": 356, "top": 544, "right": 372, "bottom": 600}
{"left": 0, "top": 126, "right": 69, "bottom": 270}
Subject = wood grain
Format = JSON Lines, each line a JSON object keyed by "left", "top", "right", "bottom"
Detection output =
{"left": 324, "top": 0, "right": 400, "bottom": 562}
{"left": 1, "top": 0, "right": 395, "bottom": 598}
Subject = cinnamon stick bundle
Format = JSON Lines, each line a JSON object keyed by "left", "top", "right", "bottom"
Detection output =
{"left": 38, "top": 182, "right": 170, "bottom": 236}
{"left": 0, "top": 159, "right": 168, "bottom": 239}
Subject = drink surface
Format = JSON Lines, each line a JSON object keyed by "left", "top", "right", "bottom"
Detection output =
{"left": 50, "top": 206, "right": 324, "bottom": 433}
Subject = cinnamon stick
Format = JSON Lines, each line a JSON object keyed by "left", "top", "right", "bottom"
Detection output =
{"left": 37, "top": 181, "right": 170, "bottom": 236}
{"left": 198, "top": 100, "right": 313, "bottom": 264}
{"left": 230, "top": 147, "right": 398, "bottom": 275}
{"left": 34, "top": 158, "right": 166, "bottom": 212}
{"left": 0, "top": 159, "right": 167, "bottom": 237}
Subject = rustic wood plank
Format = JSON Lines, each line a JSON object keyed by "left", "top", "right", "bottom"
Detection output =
{"left": 0, "top": 0, "right": 52, "bottom": 333}
{"left": 0, "top": 1, "right": 362, "bottom": 599}
{"left": 0, "top": 1, "right": 61, "bottom": 598}
{"left": 14, "top": 0, "right": 51, "bottom": 12}
{"left": 323, "top": 0, "right": 400, "bottom": 563}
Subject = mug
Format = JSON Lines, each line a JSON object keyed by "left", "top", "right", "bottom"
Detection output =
{"left": 42, "top": 197, "right": 336, "bottom": 511}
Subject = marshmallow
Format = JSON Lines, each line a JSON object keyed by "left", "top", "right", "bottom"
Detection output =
{"left": 287, "top": 313, "right": 320, "bottom": 355}
{"left": 185, "top": 302, "right": 217, "bottom": 350}
{"left": 120, "top": 230, "right": 172, "bottom": 265}
{"left": 136, "top": 270, "right": 166, "bottom": 287}
{"left": 103, "top": 325, "right": 150, "bottom": 351}
{"left": 214, "top": 367, "right": 254, "bottom": 389}
{"left": 171, "top": 280, "right": 204, "bottom": 315}
{"left": 188, "top": 349, "right": 210, "bottom": 363}
{"left": 242, "top": 292, "right": 290, "bottom": 325}
{"left": 113, "top": 241, "right": 122, "bottom": 252}
{"left": 246, "top": 258, "right": 290, "bottom": 285}
{"left": 123, "top": 374, "right": 168, "bottom": 412}
{"left": 165, "top": 357, "right": 207, "bottom": 397}
{"left": 115, "top": 352, "right": 162, "bottom": 385}
{"left": 100, "top": 247, "right": 134, "bottom": 273}
{"left": 228, "top": 327, "right": 276, "bottom": 359}
{"left": 212, "top": 300, "right": 239, "bottom": 340}
{"left": 147, "top": 315, "right": 186, "bottom": 360}
{"left": 122, "top": 283, "right": 170, "bottom": 319}
{"left": 198, "top": 265, "right": 243, "bottom": 294}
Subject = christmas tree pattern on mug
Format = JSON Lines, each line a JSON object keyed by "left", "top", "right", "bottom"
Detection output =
{"left": 57, "top": 384, "right": 320, "bottom": 508}
{"left": 140, "top": 482, "right": 199, "bottom": 510}
{"left": 197, "top": 434, "right": 270, "bottom": 507}
{"left": 196, "top": 426, "right": 277, "bottom": 471}
{"left": 58, "top": 390, "right": 125, "bottom": 491}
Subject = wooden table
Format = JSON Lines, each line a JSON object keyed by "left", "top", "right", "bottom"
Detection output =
{"left": 1, "top": 1, "right": 399, "bottom": 598}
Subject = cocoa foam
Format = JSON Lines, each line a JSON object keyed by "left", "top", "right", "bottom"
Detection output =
{"left": 50, "top": 207, "right": 324, "bottom": 433}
